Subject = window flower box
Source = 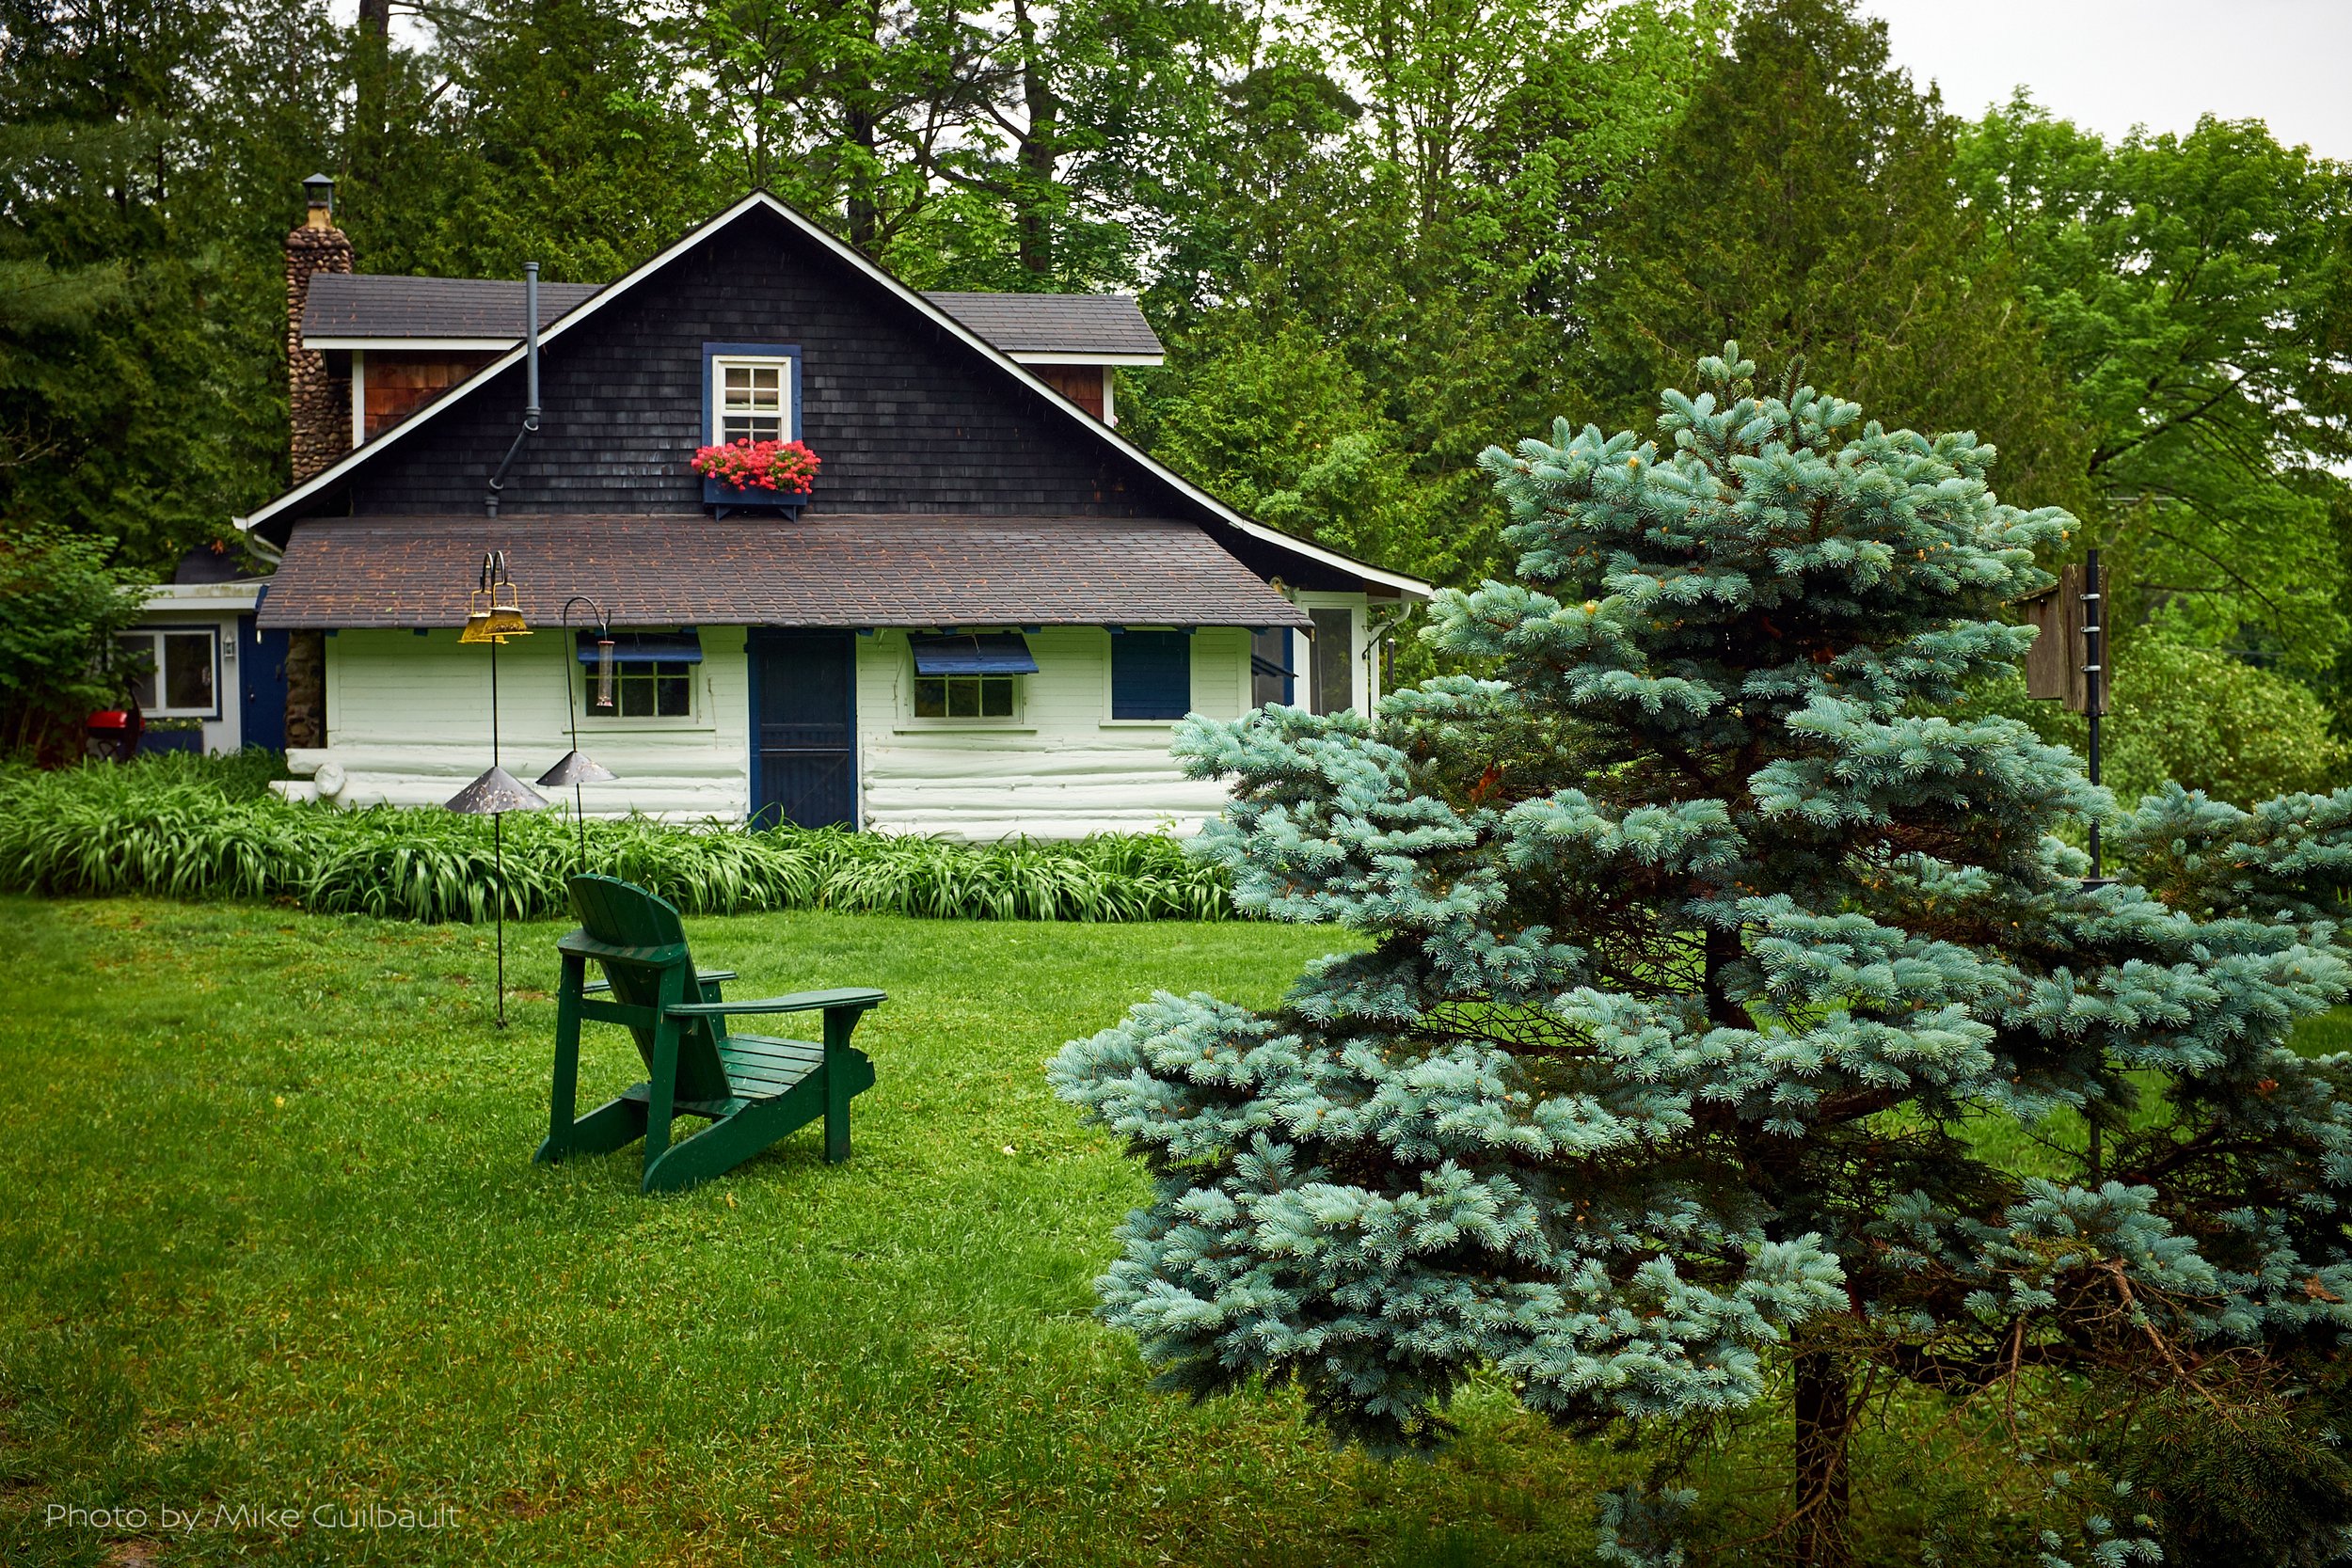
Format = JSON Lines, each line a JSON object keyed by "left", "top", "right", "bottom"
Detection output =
{"left": 692, "top": 438, "right": 818, "bottom": 518}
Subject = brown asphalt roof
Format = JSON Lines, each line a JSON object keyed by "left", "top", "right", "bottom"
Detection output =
{"left": 919, "top": 292, "right": 1162, "bottom": 356}
{"left": 301, "top": 274, "right": 1164, "bottom": 356}
{"left": 303, "top": 274, "right": 603, "bottom": 338}
{"left": 257, "top": 515, "right": 1310, "bottom": 630}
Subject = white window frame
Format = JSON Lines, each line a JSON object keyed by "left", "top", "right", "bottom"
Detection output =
{"left": 904, "top": 668, "right": 1027, "bottom": 728}
{"left": 579, "top": 658, "right": 713, "bottom": 733}
{"left": 116, "top": 626, "right": 222, "bottom": 719}
{"left": 896, "top": 634, "right": 1031, "bottom": 731}
{"left": 1295, "top": 594, "right": 1367, "bottom": 716}
{"left": 709, "top": 355, "right": 793, "bottom": 446}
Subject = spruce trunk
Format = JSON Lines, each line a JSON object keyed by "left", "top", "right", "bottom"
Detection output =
{"left": 1792, "top": 1349, "right": 1852, "bottom": 1568}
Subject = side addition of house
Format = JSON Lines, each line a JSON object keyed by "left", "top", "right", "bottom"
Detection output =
{"left": 241, "top": 180, "right": 1429, "bottom": 839}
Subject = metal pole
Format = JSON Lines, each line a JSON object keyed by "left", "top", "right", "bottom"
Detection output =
{"left": 491, "top": 607, "right": 507, "bottom": 1027}
{"left": 563, "top": 620, "right": 585, "bottom": 863}
{"left": 2083, "top": 547, "right": 2106, "bottom": 885}
{"left": 494, "top": 810, "right": 507, "bottom": 1028}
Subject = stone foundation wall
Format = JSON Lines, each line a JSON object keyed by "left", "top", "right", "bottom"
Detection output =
{"left": 284, "top": 630, "right": 326, "bottom": 749}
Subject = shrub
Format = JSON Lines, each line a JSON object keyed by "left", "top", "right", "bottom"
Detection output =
{"left": 0, "top": 756, "right": 1234, "bottom": 924}
{"left": 0, "top": 523, "right": 149, "bottom": 763}
{"left": 1959, "top": 640, "right": 2349, "bottom": 808}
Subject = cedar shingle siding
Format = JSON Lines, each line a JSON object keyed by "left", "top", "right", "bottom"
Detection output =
{"left": 339, "top": 208, "right": 1193, "bottom": 518}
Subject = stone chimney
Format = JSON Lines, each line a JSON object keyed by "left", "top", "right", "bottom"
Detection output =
{"left": 286, "top": 173, "right": 354, "bottom": 483}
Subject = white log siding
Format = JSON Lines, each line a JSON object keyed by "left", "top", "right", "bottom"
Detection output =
{"left": 289, "top": 626, "right": 754, "bottom": 817}
{"left": 854, "top": 626, "right": 1254, "bottom": 839}
{"left": 284, "top": 599, "right": 1371, "bottom": 836}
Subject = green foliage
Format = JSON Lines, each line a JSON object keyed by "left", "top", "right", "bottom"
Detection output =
{"left": 2104, "top": 641, "right": 2350, "bottom": 805}
{"left": 1956, "top": 103, "right": 2352, "bottom": 688}
{"left": 0, "top": 521, "right": 146, "bottom": 759}
{"left": 1966, "top": 637, "right": 2352, "bottom": 808}
{"left": 347, "top": 0, "right": 727, "bottom": 282}
{"left": 2080, "top": 1378, "right": 2352, "bottom": 1568}
{"left": 1583, "top": 0, "right": 2087, "bottom": 513}
{"left": 1127, "top": 317, "right": 1442, "bottom": 579}
{"left": 1051, "top": 349, "right": 2352, "bottom": 1560}
{"left": 0, "top": 757, "right": 1235, "bottom": 923}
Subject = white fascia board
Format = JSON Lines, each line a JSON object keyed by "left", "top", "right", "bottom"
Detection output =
{"left": 135, "top": 581, "right": 263, "bottom": 612}
{"left": 1007, "top": 351, "right": 1164, "bottom": 367}
{"left": 304, "top": 335, "right": 516, "bottom": 352}
{"left": 241, "top": 191, "right": 1434, "bottom": 601}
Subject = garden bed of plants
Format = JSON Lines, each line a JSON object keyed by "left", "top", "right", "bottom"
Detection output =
{"left": 0, "top": 753, "right": 1233, "bottom": 923}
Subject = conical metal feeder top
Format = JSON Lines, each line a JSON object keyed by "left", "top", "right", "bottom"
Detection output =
{"left": 537, "top": 751, "right": 617, "bottom": 788}
{"left": 444, "top": 765, "right": 550, "bottom": 815}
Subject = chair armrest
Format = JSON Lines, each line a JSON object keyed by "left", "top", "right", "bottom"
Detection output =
{"left": 582, "top": 969, "right": 739, "bottom": 998}
{"left": 664, "top": 987, "right": 886, "bottom": 1018}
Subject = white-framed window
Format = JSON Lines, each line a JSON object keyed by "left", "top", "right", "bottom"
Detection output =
{"left": 904, "top": 632, "right": 1034, "bottom": 724}
{"left": 712, "top": 356, "right": 789, "bottom": 444}
{"left": 580, "top": 632, "right": 711, "bottom": 731}
{"left": 611, "top": 661, "right": 695, "bottom": 719}
{"left": 913, "top": 673, "right": 1018, "bottom": 720}
{"left": 116, "top": 627, "right": 219, "bottom": 718}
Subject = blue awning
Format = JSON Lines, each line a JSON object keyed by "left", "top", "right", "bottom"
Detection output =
{"left": 909, "top": 632, "right": 1039, "bottom": 675}
{"left": 577, "top": 630, "right": 704, "bottom": 665}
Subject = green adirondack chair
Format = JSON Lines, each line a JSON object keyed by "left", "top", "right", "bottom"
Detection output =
{"left": 536, "top": 874, "right": 883, "bottom": 1194}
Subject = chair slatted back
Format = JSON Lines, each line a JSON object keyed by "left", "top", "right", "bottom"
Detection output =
{"left": 563, "top": 874, "right": 736, "bottom": 1104}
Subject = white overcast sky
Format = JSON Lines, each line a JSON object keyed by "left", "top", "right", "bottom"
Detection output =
{"left": 1859, "top": 0, "right": 2352, "bottom": 158}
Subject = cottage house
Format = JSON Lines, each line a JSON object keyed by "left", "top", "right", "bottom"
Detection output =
{"left": 240, "top": 181, "right": 1428, "bottom": 838}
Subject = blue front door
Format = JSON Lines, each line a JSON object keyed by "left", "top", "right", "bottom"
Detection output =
{"left": 749, "top": 630, "right": 856, "bottom": 829}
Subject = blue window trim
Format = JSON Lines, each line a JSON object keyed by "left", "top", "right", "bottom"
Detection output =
{"left": 910, "top": 632, "right": 1039, "bottom": 675}
{"left": 1111, "top": 628, "right": 1192, "bottom": 721}
{"left": 701, "top": 341, "right": 803, "bottom": 446}
{"left": 575, "top": 630, "right": 705, "bottom": 666}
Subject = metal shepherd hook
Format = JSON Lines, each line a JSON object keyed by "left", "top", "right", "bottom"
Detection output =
{"left": 539, "top": 596, "right": 618, "bottom": 867}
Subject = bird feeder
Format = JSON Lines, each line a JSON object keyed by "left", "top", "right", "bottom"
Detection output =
{"left": 449, "top": 549, "right": 548, "bottom": 1028}
{"left": 460, "top": 550, "right": 532, "bottom": 643}
{"left": 542, "top": 595, "right": 620, "bottom": 866}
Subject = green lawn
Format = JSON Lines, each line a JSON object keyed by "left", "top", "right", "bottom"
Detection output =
{"left": 12, "top": 897, "right": 2348, "bottom": 1566}
{"left": 0, "top": 898, "right": 1622, "bottom": 1567}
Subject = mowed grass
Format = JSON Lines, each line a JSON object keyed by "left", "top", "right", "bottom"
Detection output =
{"left": 0, "top": 898, "right": 1622, "bottom": 1568}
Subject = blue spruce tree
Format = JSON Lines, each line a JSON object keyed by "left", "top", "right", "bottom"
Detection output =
{"left": 1050, "top": 349, "right": 2352, "bottom": 1563}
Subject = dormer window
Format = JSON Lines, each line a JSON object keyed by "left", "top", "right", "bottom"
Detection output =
{"left": 718, "top": 361, "right": 785, "bottom": 442}
{"left": 703, "top": 343, "right": 801, "bottom": 446}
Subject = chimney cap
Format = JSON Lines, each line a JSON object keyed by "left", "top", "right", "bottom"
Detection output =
{"left": 303, "top": 172, "right": 335, "bottom": 208}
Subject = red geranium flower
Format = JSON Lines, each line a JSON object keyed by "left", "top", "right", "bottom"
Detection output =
{"left": 691, "top": 438, "right": 820, "bottom": 494}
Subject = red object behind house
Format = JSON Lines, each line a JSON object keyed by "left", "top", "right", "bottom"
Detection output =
{"left": 87, "top": 708, "right": 142, "bottom": 763}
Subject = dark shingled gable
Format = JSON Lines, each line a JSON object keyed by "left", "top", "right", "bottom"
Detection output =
{"left": 308, "top": 206, "right": 1193, "bottom": 520}
{"left": 256, "top": 515, "right": 1311, "bottom": 630}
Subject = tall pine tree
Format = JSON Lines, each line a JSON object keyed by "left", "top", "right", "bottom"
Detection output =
{"left": 1052, "top": 348, "right": 2352, "bottom": 1562}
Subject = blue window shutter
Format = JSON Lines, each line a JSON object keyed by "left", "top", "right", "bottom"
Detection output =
{"left": 1112, "top": 630, "right": 1190, "bottom": 720}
